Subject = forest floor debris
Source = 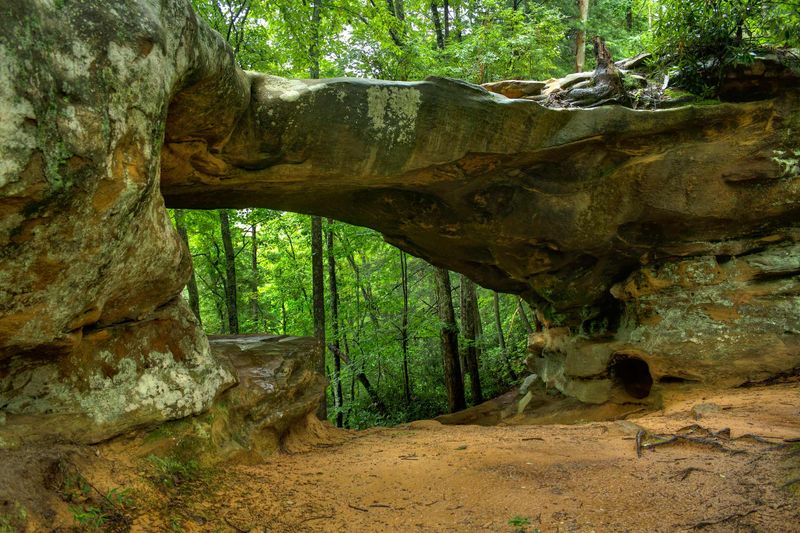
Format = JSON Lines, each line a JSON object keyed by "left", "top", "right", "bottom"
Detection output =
{"left": 1, "top": 382, "right": 799, "bottom": 532}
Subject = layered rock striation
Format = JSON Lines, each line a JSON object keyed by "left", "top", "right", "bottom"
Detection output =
{"left": 1, "top": 0, "right": 798, "bottom": 439}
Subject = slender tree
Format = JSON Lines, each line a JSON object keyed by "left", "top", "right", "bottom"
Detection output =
{"left": 517, "top": 297, "right": 534, "bottom": 335}
{"left": 326, "top": 219, "right": 345, "bottom": 427}
{"left": 219, "top": 209, "right": 239, "bottom": 334}
{"left": 311, "top": 216, "right": 326, "bottom": 419}
{"left": 174, "top": 209, "right": 202, "bottom": 324}
{"left": 430, "top": 1, "right": 445, "bottom": 49}
{"left": 493, "top": 291, "right": 517, "bottom": 380}
{"left": 400, "top": 251, "right": 412, "bottom": 406}
{"left": 249, "top": 224, "right": 261, "bottom": 329}
{"left": 575, "top": 0, "right": 591, "bottom": 72}
{"left": 459, "top": 275, "right": 483, "bottom": 405}
{"left": 434, "top": 267, "right": 465, "bottom": 412}
{"left": 309, "top": 0, "right": 327, "bottom": 419}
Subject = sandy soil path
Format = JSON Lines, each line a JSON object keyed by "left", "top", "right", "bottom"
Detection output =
{"left": 139, "top": 383, "right": 800, "bottom": 533}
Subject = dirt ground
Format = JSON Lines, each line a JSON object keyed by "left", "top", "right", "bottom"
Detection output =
{"left": 2, "top": 382, "right": 799, "bottom": 532}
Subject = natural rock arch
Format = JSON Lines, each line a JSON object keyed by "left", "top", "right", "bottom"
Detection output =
{"left": 1, "top": 0, "right": 798, "bottom": 443}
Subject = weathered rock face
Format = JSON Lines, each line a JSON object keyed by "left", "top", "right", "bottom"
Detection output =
{"left": 209, "top": 335, "right": 325, "bottom": 455}
{"left": 529, "top": 238, "right": 800, "bottom": 404}
{"left": 159, "top": 71, "right": 800, "bottom": 325}
{"left": 0, "top": 0, "right": 239, "bottom": 442}
{"left": 136, "top": 335, "right": 325, "bottom": 462}
{"left": 0, "top": 0, "right": 798, "bottom": 439}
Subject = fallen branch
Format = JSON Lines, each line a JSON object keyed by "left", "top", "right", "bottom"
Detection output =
{"left": 348, "top": 503, "right": 368, "bottom": 513}
{"left": 223, "top": 516, "right": 249, "bottom": 533}
{"left": 635, "top": 431, "right": 741, "bottom": 456}
{"left": 735, "top": 433, "right": 786, "bottom": 446}
{"left": 689, "top": 508, "right": 757, "bottom": 529}
{"left": 672, "top": 467, "right": 707, "bottom": 481}
{"left": 782, "top": 478, "right": 800, "bottom": 489}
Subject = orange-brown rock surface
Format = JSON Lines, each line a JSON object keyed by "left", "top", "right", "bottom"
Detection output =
{"left": 0, "top": 0, "right": 798, "bottom": 440}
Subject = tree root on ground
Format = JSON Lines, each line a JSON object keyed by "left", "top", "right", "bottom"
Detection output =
{"left": 634, "top": 424, "right": 791, "bottom": 458}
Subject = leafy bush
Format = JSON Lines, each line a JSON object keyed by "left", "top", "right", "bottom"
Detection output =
{"left": 649, "top": 0, "right": 800, "bottom": 96}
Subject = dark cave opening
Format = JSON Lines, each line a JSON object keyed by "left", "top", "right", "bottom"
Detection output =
{"left": 609, "top": 355, "right": 653, "bottom": 399}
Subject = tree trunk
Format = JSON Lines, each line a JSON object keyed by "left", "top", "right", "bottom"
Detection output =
{"left": 311, "top": 215, "right": 326, "bottom": 419}
{"left": 493, "top": 291, "right": 517, "bottom": 381}
{"left": 329, "top": 343, "right": 387, "bottom": 416}
{"left": 249, "top": 224, "right": 260, "bottom": 330}
{"left": 575, "top": 0, "right": 590, "bottom": 73}
{"left": 309, "top": 0, "right": 321, "bottom": 78}
{"left": 430, "top": 1, "right": 445, "bottom": 50}
{"left": 459, "top": 275, "right": 483, "bottom": 405}
{"left": 434, "top": 267, "right": 465, "bottom": 412}
{"left": 281, "top": 298, "right": 287, "bottom": 335}
{"left": 400, "top": 251, "right": 411, "bottom": 405}
{"left": 326, "top": 219, "right": 344, "bottom": 428}
{"left": 219, "top": 209, "right": 239, "bottom": 334}
{"left": 517, "top": 297, "right": 535, "bottom": 334}
{"left": 174, "top": 209, "right": 202, "bottom": 324}
{"left": 443, "top": 0, "right": 449, "bottom": 43}
{"left": 394, "top": 0, "right": 406, "bottom": 20}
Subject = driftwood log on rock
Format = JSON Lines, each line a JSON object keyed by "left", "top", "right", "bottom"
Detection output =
{"left": 548, "top": 37, "right": 630, "bottom": 108}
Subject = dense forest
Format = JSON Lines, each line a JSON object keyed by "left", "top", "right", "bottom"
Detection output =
{"left": 175, "top": 0, "right": 799, "bottom": 428}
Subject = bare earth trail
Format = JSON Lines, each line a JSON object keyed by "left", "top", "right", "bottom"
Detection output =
{"left": 127, "top": 383, "right": 800, "bottom": 533}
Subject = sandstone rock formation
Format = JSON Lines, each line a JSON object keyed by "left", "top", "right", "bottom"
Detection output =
{"left": 136, "top": 335, "right": 325, "bottom": 462}
{"left": 1, "top": 0, "right": 798, "bottom": 440}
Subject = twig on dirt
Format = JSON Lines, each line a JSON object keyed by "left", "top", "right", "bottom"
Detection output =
{"left": 622, "top": 408, "right": 647, "bottom": 419}
{"left": 782, "top": 478, "right": 800, "bottom": 489}
{"left": 223, "top": 516, "right": 248, "bottom": 532}
{"left": 348, "top": 503, "right": 369, "bottom": 512}
{"left": 424, "top": 499, "right": 440, "bottom": 506}
{"left": 675, "top": 425, "right": 730, "bottom": 439}
{"left": 522, "top": 437, "right": 545, "bottom": 441}
{"left": 636, "top": 431, "right": 741, "bottom": 456}
{"left": 712, "top": 428, "right": 731, "bottom": 439}
{"left": 298, "top": 514, "right": 335, "bottom": 523}
{"left": 672, "top": 467, "right": 706, "bottom": 481}
{"left": 735, "top": 433, "right": 786, "bottom": 445}
{"left": 63, "top": 460, "right": 132, "bottom": 526}
{"left": 689, "top": 508, "right": 757, "bottom": 529}
{"left": 369, "top": 503, "right": 392, "bottom": 509}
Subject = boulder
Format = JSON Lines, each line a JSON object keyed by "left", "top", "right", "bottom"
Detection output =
{"left": 210, "top": 335, "right": 326, "bottom": 454}
{"left": 134, "top": 335, "right": 325, "bottom": 462}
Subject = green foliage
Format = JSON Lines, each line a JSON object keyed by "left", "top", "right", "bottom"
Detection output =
{"left": 53, "top": 459, "right": 135, "bottom": 531}
{"left": 68, "top": 504, "right": 107, "bottom": 529}
{"left": 508, "top": 515, "right": 541, "bottom": 533}
{"left": 649, "top": 0, "right": 800, "bottom": 95}
{"left": 146, "top": 454, "right": 202, "bottom": 489}
{"left": 0, "top": 502, "right": 26, "bottom": 533}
